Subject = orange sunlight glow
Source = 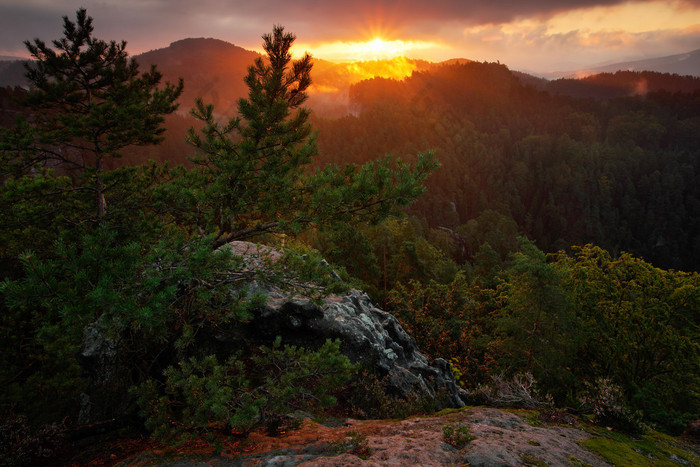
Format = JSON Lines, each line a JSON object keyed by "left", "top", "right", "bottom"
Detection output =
{"left": 344, "top": 56, "right": 418, "bottom": 80}
{"left": 301, "top": 37, "right": 443, "bottom": 62}
{"left": 307, "top": 57, "right": 419, "bottom": 95}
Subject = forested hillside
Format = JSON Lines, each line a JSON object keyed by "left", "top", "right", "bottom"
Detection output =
{"left": 308, "top": 62, "right": 700, "bottom": 436}
{"left": 313, "top": 62, "right": 700, "bottom": 272}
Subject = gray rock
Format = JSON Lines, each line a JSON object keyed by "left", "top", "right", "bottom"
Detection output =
{"left": 79, "top": 323, "right": 117, "bottom": 385}
{"left": 233, "top": 245, "right": 468, "bottom": 408}
{"left": 77, "top": 323, "right": 120, "bottom": 425}
{"left": 77, "top": 241, "right": 467, "bottom": 426}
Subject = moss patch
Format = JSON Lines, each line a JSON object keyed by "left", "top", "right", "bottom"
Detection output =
{"left": 581, "top": 429, "right": 699, "bottom": 467}
{"left": 520, "top": 453, "right": 548, "bottom": 466}
{"left": 503, "top": 408, "right": 542, "bottom": 427}
{"left": 567, "top": 455, "right": 594, "bottom": 467}
{"left": 434, "top": 406, "right": 469, "bottom": 417}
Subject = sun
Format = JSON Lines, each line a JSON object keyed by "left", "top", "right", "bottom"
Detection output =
{"left": 317, "top": 36, "right": 410, "bottom": 61}
{"left": 303, "top": 36, "right": 443, "bottom": 62}
{"left": 365, "top": 38, "right": 401, "bottom": 58}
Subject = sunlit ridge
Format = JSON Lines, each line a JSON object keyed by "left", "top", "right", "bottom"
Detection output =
{"left": 342, "top": 56, "right": 418, "bottom": 81}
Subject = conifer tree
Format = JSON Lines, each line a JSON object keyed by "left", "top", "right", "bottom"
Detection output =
{"left": 177, "top": 26, "right": 438, "bottom": 247}
{"left": 19, "top": 8, "right": 183, "bottom": 219}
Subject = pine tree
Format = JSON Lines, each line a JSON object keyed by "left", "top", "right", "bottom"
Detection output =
{"left": 19, "top": 8, "right": 183, "bottom": 220}
{"left": 176, "top": 26, "right": 438, "bottom": 247}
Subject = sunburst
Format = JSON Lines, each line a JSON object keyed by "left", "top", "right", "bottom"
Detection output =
{"left": 302, "top": 37, "right": 442, "bottom": 62}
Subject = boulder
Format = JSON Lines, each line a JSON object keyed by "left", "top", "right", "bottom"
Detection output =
{"left": 77, "top": 322, "right": 127, "bottom": 426}
{"left": 76, "top": 241, "right": 467, "bottom": 426}
{"left": 225, "top": 241, "right": 468, "bottom": 408}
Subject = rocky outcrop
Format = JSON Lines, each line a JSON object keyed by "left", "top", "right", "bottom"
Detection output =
{"left": 246, "top": 286, "right": 467, "bottom": 408}
{"left": 224, "top": 241, "right": 468, "bottom": 408}
{"left": 76, "top": 241, "right": 467, "bottom": 427}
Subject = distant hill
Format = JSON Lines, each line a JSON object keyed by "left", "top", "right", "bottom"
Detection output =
{"left": 0, "top": 60, "right": 28, "bottom": 88}
{"left": 544, "top": 49, "right": 700, "bottom": 79}
{"left": 138, "top": 39, "right": 436, "bottom": 117}
{"left": 542, "top": 70, "right": 700, "bottom": 99}
{"left": 136, "top": 38, "right": 261, "bottom": 115}
{"left": 5, "top": 36, "right": 700, "bottom": 107}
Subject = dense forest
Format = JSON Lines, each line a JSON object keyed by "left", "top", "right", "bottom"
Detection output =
{"left": 309, "top": 65, "right": 700, "bottom": 434}
{"left": 0, "top": 8, "right": 699, "bottom": 463}
{"left": 314, "top": 64, "right": 700, "bottom": 273}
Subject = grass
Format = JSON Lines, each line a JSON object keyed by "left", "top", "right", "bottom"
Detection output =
{"left": 567, "top": 455, "right": 594, "bottom": 467}
{"left": 499, "top": 407, "right": 699, "bottom": 467}
{"left": 434, "top": 407, "right": 469, "bottom": 417}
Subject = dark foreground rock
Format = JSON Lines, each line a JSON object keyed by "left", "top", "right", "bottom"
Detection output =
{"left": 225, "top": 241, "right": 468, "bottom": 408}
{"left": 77, "top": 241, "right": 466, "bottom": 427}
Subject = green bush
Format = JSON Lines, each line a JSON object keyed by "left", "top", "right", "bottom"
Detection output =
{"left": 442, "top": 422, "right": 475, "bottom": 448}
{"left": 134, "top": 338, "right": 355, "bottom": 443}
{"left": 345, "top": 370, "right": 444, "bottom": 419}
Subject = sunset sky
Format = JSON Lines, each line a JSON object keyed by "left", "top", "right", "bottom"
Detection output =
{"left": 1, "top": 0, "right": 699, "bottom": 73}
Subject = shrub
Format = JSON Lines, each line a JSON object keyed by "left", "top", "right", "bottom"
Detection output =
{"left": 442, "top": 422, "right": 475, "bottom": 448}
{"left": 471, "top": 372, "right": 552, "bottom": 409}
{"left": 579, "top": 378, "right": 645, "bottom": 434}
{"left": 134, "top": 338, "right": 355, "bottom": 444}
{"left": 344, "top": 370, "right": 445, "bottom": 419}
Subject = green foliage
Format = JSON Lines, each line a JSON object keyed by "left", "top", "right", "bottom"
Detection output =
{"left": 384, "top": 236, "right": 698, "bottom": 433}
{"left": 17, "top": 8, "right": 182, "bottom": 219}
{"left": 168, "top": 26, "right": 438, "bottom": 247}
{"left": 0, "top": 226, "right": 254, "bottom": 420}
{"left": 554, "top": 245, "right": 700, "bottom": 432}
{"left": 494, "top": 238, "right": 578, "bottom": 398}
{"left": 134, "top": 338, "right": 355, "bottom": 443}
{"left": 442, "top": 422, "right": 475, "bottom": 448}
{"left": 387, "top": 274, "right": 497, "bottom": 388}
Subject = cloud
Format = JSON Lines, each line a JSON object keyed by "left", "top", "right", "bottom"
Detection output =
{"left": 458, "top": 20, "right": 700, "bottom": 72}
{"left": 1, "top": 0, "right": 699, "bottom": 71}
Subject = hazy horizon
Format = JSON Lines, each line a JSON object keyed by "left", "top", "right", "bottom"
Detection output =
{"left": 2, "top": 0, "right": 700, "bottom": 74}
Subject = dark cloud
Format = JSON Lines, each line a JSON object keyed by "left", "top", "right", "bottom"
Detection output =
{"left": 1, "top": 0, "right": 681, "bottom": 48}
{"left": 1, "top": 0, "right": 698, "bottom": 70}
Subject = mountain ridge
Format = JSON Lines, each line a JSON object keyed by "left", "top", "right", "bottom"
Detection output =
{"left": 2, "top": 37, "right": 698, "bottom": 93}
{"left": 539, "top": 48, "right": 700, "bottom": 79}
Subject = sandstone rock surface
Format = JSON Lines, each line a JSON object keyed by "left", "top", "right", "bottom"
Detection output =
{"left": 126, "top": 407, "right": 612, "bottom": 466}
